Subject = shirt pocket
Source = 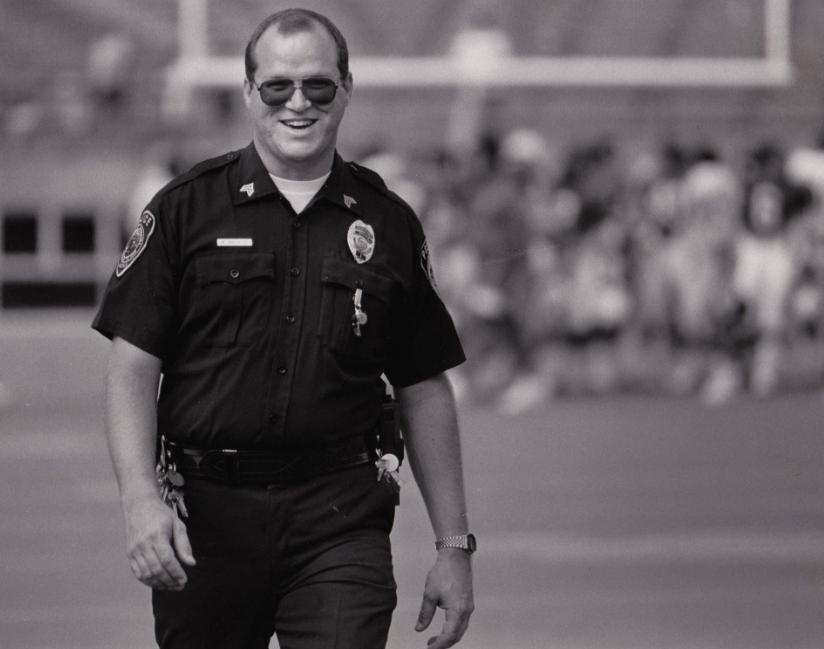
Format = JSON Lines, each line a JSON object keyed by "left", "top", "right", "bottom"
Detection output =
{"left": 317, "top": 257, "right": 395, "bottom": 364}
{"left": 193, "top": 252, "right": 275, "bottom": 347}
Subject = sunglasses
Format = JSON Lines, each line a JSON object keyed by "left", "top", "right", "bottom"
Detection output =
{"left": 252, "top": 77, "right": 342, "bottom": 107}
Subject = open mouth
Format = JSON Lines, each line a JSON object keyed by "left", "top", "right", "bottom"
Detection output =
{"left": 281, "top": 119, "right": 317, "bottom": 131}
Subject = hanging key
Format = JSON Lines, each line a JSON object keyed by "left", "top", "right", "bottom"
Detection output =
{"left": 376, "top": 452, "right": 401, "bottom": 505}
{"left": 168, "top": 488, "right": 189, "bottom": 518}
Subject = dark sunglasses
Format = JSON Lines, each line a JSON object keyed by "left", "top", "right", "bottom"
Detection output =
{"left": 252, "top": 77, "right": 342, "bottom": 107}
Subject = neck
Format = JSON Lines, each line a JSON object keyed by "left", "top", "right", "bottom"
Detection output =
{"left": 254, "top": 137, "right": 335, "bottom": 180}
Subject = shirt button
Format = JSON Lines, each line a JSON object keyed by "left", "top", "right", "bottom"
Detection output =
{"left": 290, "top": 267, "right": 300, "bottom": 277}
{"left": 229, "top": 268, "right": 240, "bottom": 279}
{"left": 293, "top": 220, "right": 302, "bottom": 229}
{"left": 278, "top": 365, "right": 287, "bottom": 375}
{"left": 355, "top": 279, "right": 363, "bottom": 288}
{"left": 286, "top": 314, "right": 296, "bottom": 324}
{"left": 268, "top": 412, "right": 278, "bottom": 423}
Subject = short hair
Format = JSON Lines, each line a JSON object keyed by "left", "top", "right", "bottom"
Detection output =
{"left": 245, "top": 9, "right": 349, "bottom": 83}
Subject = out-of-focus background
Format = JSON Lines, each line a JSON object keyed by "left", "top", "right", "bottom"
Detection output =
{"left": 1, "top": 1, "right": 824, "bottom": 648}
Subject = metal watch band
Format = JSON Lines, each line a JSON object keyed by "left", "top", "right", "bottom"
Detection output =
{"left": 434, "top": 533, "right": 476, "bottom": 553}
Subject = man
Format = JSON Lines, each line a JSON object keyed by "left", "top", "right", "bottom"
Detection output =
{"left": 92, "top": 8, "right": 474, "bottom": 649}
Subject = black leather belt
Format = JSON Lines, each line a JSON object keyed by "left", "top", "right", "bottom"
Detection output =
{"left": 165, "top": 437, "right": 374, "bottom": 485}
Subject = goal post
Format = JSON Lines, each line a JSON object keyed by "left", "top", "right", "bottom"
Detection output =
{"left": 163, "top": 0, "right": 794, "bottom": 118}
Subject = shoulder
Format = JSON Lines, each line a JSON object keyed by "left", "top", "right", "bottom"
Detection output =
{"left": 156, "top": 150, "right": 240, "bottom": 199}
{"left": 346, "top": 161, "right": 418, "bottom": 219}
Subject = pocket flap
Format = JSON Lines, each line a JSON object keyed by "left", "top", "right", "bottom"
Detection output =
{"left": 321, "top": 258, "right": 394, "bottom": 303}
{"left": 195, "top": 253, "right": 275, "bottom": 286}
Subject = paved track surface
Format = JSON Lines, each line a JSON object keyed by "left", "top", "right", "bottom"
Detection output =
{"left": 1, "top": 319, "right": 823, "bottom": 648}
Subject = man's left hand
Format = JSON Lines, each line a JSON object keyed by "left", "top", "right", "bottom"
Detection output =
{"left": 415, "top": 549, "right": 474, "bottom": 648}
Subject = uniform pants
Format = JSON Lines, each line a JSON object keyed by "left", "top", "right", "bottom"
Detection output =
{"left": 153, "top": 463, "right": 398, "bottom": 649}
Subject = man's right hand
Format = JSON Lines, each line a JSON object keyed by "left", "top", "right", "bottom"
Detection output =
{"left": 123, "top": 496, "right": 196, "bottom": 590}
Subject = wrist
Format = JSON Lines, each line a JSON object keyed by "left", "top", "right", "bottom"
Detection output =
{"left": 437, "top": 547, "right": 472, "bottom": 561}
{"left": 120, "top": 480, "right": 161, "bottom": 508}
{"left": 434, "top": 533, "right": 476, "bottom": 555}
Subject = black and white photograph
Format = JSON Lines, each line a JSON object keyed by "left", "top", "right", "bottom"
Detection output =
{"left": 1, "top": 1, "right": 823, "bottom": 648}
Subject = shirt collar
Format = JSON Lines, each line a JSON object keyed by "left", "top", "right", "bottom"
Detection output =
{"left": 314, "top": 153, "right": 362, "bottom": 215}
{"left": 233, "top": 142, "right": 279, "bottom": 206}
{"left": 233, "top": 144, "right": 361, "bottom": 216}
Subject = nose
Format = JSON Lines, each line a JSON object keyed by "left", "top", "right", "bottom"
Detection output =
{"left": 284, "top": 85, "right": 312, "bottom": 112}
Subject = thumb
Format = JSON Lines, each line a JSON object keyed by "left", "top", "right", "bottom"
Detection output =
{"left": 416, "top": 593, "right": 437, "bottom": 632}
{"left": 172, "top": 519, "right": 196, "bottom": 566}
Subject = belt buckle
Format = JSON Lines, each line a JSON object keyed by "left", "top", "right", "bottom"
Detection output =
{"left": 199, "top": 449, "right": 240, "bottom": 484}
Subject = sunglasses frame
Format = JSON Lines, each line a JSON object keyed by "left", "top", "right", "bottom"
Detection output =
{"left": 251, "top": 77, "right": 343, "bottom": 107}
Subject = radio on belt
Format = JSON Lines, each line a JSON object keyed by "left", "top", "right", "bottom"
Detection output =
{"left": 376, "top": 394, "right": 403, "bottom": 504}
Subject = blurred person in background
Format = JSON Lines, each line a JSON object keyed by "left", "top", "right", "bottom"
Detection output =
{"left": 729, "top": 146, "right": 812, "bottom": 396}
{"left": 635, "top": 154, "right": 742, "bottom": 403}
{"left": 92, "top": 9, "right": 474, "bottom": 649}
{"left": 556, "top": 142, "right": 632, "bottom": 396}
{"left": 125, "top": 140, "right": 182, "bottom": 244}
{"left": 439, "top": 132, "right": 531, "bottom": 406}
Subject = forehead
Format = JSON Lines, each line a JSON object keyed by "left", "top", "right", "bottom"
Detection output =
{"left": 254, "top": 24, "right": 339, "bottom": 78}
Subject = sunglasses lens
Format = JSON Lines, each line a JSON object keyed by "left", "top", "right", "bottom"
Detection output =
{"left": 258, "top": 79, "right": 338, "bottom": 106}
{"left": 301, "top": 79, "right": 337, "bottom": 104}
{"left": 259, "top": 80, "right": 295, "bottom": 106}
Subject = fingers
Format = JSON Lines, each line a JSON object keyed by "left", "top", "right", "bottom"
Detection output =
{"left": 415, "top": 591, "right": 438, "bottom": 632}
{"left": 153, "top": 543, "right": 188, "bottom": 588}
{"left": 426, "top": 607, "right": 473, "bottom": 649}
{"left": 172, "top": 519, "right": 197, "bottom": 567}
{"left": 131, "top": 545, "right": 184, "bottom": 590}
{"left": 127, "top": 518, "right": 191, "bottom": 590}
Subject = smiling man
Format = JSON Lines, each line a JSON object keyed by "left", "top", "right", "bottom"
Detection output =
{"left": 92, "top": 8, "right": 474, "bottom": 649}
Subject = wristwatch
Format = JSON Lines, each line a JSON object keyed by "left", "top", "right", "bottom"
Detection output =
{"left": 435, "top": 533, "right": 477, "bottom": 554}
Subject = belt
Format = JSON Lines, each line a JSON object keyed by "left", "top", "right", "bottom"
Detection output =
{"left": 165, "top": 437, "right": 374, "bottom": 485}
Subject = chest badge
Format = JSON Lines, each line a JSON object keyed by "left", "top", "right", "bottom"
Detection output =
{"left": 347, "top": 220, "right": 375, "bottom": 264}
{"left": 240, "top": 182, "right": 255, "bottom": 197}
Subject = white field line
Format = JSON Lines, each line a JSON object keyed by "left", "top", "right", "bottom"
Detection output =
{"left": 483, "top": 531, "right": 824, "bottom": 564}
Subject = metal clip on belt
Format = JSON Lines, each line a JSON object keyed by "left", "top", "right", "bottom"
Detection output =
{"left": 165, "top": 438, "right": 373, "bottom": 485}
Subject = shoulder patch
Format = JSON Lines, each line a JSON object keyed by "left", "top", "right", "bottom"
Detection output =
{"left": 116, "top": 211, "right": 156, "bottom": 278}
{"left": 420, "top": 239, "right": 440, "bottom": 296}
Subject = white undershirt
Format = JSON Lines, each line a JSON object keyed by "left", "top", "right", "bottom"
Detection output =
{"left": 269, "top": 172, "right": 331, "bottom": 214}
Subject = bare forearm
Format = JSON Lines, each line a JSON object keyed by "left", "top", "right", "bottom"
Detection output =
{"left": 397, "top": 372, "right": 468, "bottom": 539}
{"left": 106, "top": 337, "right": 163, "bottom": 504}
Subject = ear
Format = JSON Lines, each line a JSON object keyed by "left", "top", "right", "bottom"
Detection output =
{"left": 243, "top": 78, "right": 254, "bottom": 110}
{"left": 340, "top": 72, "right": 354, "bottom": 106}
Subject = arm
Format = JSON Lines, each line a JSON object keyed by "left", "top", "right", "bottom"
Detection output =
{"left": 397, "top": 372, "right": 474, "bottom": 649}
{"left": 106, "top": 336, "right": 195, "bottom": 590}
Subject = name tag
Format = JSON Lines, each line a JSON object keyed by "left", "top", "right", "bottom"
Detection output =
{"left": 217, "top": 238, "right": 253, "bottom": 247}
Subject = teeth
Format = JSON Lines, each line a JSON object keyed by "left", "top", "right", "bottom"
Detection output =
{"left": 283, "top": 120, "right": 314, "bottom": 127}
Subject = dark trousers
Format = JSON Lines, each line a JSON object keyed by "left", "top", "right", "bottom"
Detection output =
{"left": 153, "top": 463, "right": 398, "bottom": 649}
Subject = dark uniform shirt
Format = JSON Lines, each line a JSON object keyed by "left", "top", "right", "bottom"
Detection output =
{"left": 93, "top": 143, "right": 465, "bottom": 450}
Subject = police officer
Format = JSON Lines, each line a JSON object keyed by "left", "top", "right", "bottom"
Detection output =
{"left": 93, "top": 8, "right": 474, "bottom": 649}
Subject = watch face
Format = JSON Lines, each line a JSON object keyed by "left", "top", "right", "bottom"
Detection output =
{"left": 466, "top": 533, "right": 477, "bottom": 553}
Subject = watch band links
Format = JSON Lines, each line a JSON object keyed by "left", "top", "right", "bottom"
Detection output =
{"left": 434, "top": 533, "right": 476, "bottom": 553}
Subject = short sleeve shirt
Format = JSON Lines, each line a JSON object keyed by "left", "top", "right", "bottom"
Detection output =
{"left": 92, "top": 143, "right": 465, "bottom": 450}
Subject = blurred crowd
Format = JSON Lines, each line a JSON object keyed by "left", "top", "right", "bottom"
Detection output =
{"left": 362, "top": 132, "right": 824, "bottom": 411}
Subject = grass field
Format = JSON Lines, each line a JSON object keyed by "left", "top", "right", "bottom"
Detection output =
{"left": 0, "top": 317, "right": 823, "bottom": 648}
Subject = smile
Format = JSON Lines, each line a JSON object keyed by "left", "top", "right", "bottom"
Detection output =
{"left": 281, "top": 119, "right": 317, "bottom": 130}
